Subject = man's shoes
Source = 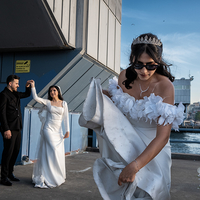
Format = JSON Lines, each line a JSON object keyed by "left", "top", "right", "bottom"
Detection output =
{"left": 1, "top": 177, "right": 12, "bottom": 186}
{"left": 8, "top": 173, "right": 20, "bottom": 181}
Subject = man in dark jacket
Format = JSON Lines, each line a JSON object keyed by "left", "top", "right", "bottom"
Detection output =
{"left": 0, "top": 75, "right": 31, "bottom": 186}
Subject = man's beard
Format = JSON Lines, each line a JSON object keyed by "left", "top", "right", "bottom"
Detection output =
{"left": 11, "top": 86, "right": 17, "bottom": 92}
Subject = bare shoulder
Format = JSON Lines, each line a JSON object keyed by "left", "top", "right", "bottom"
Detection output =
{"left": 118, "top": 70, "right": 126, "bottom": 88}
{"left": 155, "top": 75, "right": 174, "bottom": 105}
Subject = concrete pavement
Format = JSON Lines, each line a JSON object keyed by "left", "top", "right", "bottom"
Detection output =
{"left": 0, "top": 152, "right": 200, "bottom": 200}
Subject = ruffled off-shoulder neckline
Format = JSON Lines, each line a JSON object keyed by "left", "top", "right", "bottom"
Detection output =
{"left": 108, "top": 77, "right": 185, "bottom": 131}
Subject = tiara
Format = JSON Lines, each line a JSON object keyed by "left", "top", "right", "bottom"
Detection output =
{"left": 132, "top": 35, "right": 162, "bottom": 46}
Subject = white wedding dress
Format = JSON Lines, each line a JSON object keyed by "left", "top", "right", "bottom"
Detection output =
{"left": 31, "top": 87, "right": 70, "bottom": 188}
{"left": 79, "top": 77, "right": 184, "bottom": 200}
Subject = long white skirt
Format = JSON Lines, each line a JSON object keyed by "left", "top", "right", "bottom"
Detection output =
{"left": 79, "top": 78, "right": 171, "bottom": 200}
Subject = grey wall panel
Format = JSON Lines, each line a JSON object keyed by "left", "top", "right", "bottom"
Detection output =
{"left": 101, "top": 74, "right": 113, "bottom": 89}
{"left": 115, "top": 20, "right": 121, "bottom": 73}
{"left": 68, "top": 85, "right": 90, "bottom": 111}
{"left": 103, "top": 0, "right": 109, "bottom": 5}
{"left": 53, "top": 0, "right": 62, "bottom": 27}
{"left": 115, "top": 0, "right": 122, "bottom": 22}
{"left": 108, "top": 0, "right": 116, "bottom": 14}
{"left": 69, "top": 0, "right": 77, "bottom": 46}
{"left": 68, "top": 69, "right": 111, "bottom": 111}
{"left": 56, "top": 57, "right": 93, "bottom": 92}
{"left": 47, "top": 0, "right": 54, "bottom": 10}
{"left": 98, "top": 0, "right": 108, "bottom": 66}
{"left": 107, "top": 10, "right": 115, "bottom": 70}
{"left": 73, "top": 73, "right": 114, "bottom": 112}
{"left": 62, "top": 65, "right": 102, "bottom": 103}
{"left": 87, "top": 0, "right": 100, "bottom": 59}
{"left": 74, "top": 102, "right": 84, "bottom": 112}
{"left": 96, "top": 69, "right": 111, "bottom": 83}
{"left": 62, "top": 0, "right": 70, "bottom": 42}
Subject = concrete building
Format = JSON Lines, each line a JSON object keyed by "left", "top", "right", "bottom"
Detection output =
{"left": 173, "top": 76, "right": 194, "bottom": 108}
{"left": 0, "top": 0, "right": 122, "bottom": 164}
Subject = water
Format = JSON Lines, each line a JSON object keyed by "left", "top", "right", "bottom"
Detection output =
{"left": 170, "top": 132, "right": 200, "bottom": 154}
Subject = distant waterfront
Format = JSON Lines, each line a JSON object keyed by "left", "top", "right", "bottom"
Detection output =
{"left": 170, "top": 132, "right": 200, "bottom": 154}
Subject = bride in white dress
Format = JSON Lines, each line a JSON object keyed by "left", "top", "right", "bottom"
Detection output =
{"left": 79, "top": 33, "right": 184, "bottom": 199}
{"left": 30, "top": 80, "right": 70, "bottom": 188}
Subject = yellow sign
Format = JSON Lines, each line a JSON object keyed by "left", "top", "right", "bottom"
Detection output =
{"left": 15, "top": 60, "right": 30, "bottom": 73}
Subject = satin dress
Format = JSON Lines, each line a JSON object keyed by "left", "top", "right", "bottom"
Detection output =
{"left": 79, "top": 77, "right": 184, "bottom": 200}
{"left": 31, "top": 87, "right": 70, "bottom": 188}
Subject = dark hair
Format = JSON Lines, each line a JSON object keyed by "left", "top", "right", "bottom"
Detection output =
{"left": 6, "top": 74, "right": 20, "bottom": 85}
{"left": 123, "top": 33, "right": 175, "bottom": 89}
{"left": 48, "top": 85, "right": 64, "bottom": 101}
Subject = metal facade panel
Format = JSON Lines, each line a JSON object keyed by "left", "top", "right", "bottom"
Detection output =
{"left": 46, "top": 0, "right": 54, "bottom": 10}
{"left": 68, "top": 85, "right": 90, "bottom": 111}
{"left": 108, "top": 0, "right": 116, "bottom": 14}
{"left": 87, "top": 0, "right": 100, "bottom": 59}
{"left": 103, "top": 0, "right": 109, "bottom": 5}
{"left": 101, "top": 74, "right": 113, "bottom": 89}
{"left": 107, "top": 10, "right": 115, "bottom": 70}
{"left": 98, "top": 1, "right": 108, "bottom": 66}
{"left": 74, "top": 77, "right": 113, "bottom": 112}
{"left": 62, "top": 0, "right": 70, "bottom": 42}
{"left": 115, "top": 0, "right": 122, "bottom": 22}
{"left": 63, "top": 65, "right": 102, "bottom": 104}
{"left": 69, "top": 0, "right": 77, "bottom": 46}
{"left": 115, "top": 20, "right": 121, "bottom": 73}
{"left": 53, "top": 0, "right": 62, "bottom": 27}
{"left": 55, "top": 57, "right": 93, "bottom": 92}
{"left": 68, "top": 67, "right": 111, "bottom": 111}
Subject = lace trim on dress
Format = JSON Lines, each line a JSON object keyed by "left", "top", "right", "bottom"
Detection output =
{"left": 108, "top": 77, "right": 185, "bottom": 131}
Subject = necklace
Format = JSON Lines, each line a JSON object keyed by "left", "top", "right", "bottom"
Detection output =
{"left": 139, "top": 83, "right": 149, "bottom": 97}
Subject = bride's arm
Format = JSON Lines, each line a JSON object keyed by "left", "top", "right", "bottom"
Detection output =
{"left": 118, "top": 123, "right": 172, "bottom": 185}
{"left": 118, "top": 80, "right": 175, "bottom": 185}
{"left": 30, "top": 80, "right": 49, "bottom": 106}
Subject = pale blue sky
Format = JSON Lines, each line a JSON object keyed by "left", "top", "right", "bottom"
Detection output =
{"left": 120, "top": 0, "right": 200, "bottom": 103}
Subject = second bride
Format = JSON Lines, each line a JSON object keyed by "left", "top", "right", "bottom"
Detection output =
{"left": 30, "top": 80, "right": 70, "bottom": 188}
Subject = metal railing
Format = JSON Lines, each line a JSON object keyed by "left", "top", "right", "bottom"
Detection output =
{"left": 170, "top": 140, "right": 200, "bottom": 144}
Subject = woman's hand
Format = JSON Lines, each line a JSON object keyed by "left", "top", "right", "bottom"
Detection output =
{"left": 29, "top": 80, "right": 35, "bottom": 88}
{"left": 118, "top": 161, "right": 138, "bottom": 186}
{"left": 26, "top": 80, "right": 32, "bottom": 87}
{"left": 102, "top": 90, "right": 112, "bottom": 98}
{"left": 63, "top": 131, "right": 70, "bottom": 139}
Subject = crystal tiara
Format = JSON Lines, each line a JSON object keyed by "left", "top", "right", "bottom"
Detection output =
{"left": 132, "top": 35, "right": 162, "bottom": 46}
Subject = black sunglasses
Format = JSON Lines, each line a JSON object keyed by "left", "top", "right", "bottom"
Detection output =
{"left": 134, "top": 63, "right": 159, "bottom": 70}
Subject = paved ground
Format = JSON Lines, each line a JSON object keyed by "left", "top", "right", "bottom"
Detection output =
{"left": 0, "top": 152, "right": 200, "bottom": 200}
